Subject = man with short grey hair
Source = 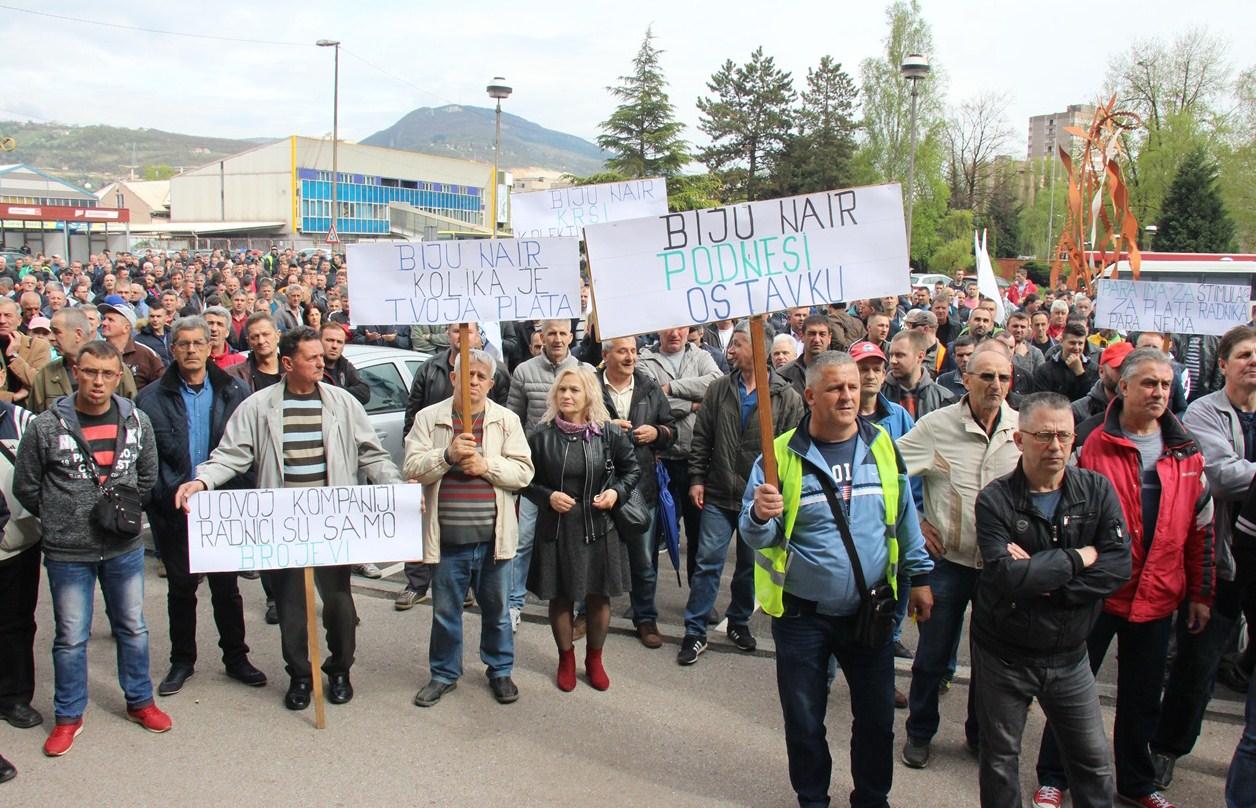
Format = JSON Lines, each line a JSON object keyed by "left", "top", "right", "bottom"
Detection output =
{"left": 202, "top": 306, "right": 243, "bottom": 371}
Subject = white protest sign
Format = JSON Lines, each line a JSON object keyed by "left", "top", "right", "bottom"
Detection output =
{"left": 187, "top": 484, "right": 423, "bottom": 574}
{"left": 583, "top": 183, "right": 910, "bottom": 339}
{"left": 345, "top": 237, "right": 581, "bottom": 325}
{"left": 1094, "top": 279, "right": 1251, "bottom": 336}
{"left": 511, "top": 177, "right": 668, "bottom": 238}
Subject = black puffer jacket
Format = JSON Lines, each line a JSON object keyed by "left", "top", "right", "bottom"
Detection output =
{"left": 402, "top": 349, "right": 512, "bottom": 435}
{"left": 972, "top": 462, "right": 1131, "bottom": 663}
{"left": 598, "top": 368, "right": 676, "bottom": 500}
{"left": 524, "top": 421, "right": 641, "bottom": 544}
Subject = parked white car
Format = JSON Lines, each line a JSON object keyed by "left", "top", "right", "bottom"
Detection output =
{"left": 341, "top": 344, "right": 431, "bottom": 468}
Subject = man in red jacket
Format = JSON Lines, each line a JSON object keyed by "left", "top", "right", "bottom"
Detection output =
{"left": 1031, "top": 347, "right": 1214, "bottom": 808}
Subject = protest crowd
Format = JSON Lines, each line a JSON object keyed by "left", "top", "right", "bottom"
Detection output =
{"left": 0, "top": 245, "right": 1254, "bottom": 808}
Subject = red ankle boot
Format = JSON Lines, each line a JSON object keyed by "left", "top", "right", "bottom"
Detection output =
{"left": 556, "top": 648, "right": 576, "bottom": 692}
{"left": 586, "top": 648, "right": 610, "bottom": 691}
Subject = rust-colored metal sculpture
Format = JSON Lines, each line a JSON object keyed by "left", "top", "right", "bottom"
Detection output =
{"left": 1050, "top": 95, "right": 1143, "bottom": 292}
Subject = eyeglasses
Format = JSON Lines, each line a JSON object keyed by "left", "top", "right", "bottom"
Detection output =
{"left": 970, "top": 371, "right": 1012, "bottom": 384}
{"left": 77, "top": 368, "right": 120, "bottom": 381}
{"left": 173, "top": 339, "right": 209, "bottom": 350}
{"left": 1026, "top": 430, "right": 1074, "bottom": 445}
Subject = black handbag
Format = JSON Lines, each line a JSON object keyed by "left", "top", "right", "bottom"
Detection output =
{"left": 602, "top": 440, "right": 651, "bottom": 537}
{"left": 58, "top": 414, "right": 144, "bottom": 542}
{"left": 816, "top": 474, "right": 897, "bottom": 648}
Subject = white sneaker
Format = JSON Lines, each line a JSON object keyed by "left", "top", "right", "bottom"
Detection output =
{"left": 509, "top": 607, "right": 522, "bottom": 633}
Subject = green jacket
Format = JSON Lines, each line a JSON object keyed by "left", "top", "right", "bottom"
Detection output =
{"left": 28, "top": 357, "right": 138, "bottom": 414}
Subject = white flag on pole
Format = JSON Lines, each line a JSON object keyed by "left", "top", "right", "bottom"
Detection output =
{"left": 974, "top": 229, "right": 1006, "bottom": 324}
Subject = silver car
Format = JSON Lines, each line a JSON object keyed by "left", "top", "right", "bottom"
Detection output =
{"left": 341, "top": 344, "right": 431, "bottom": 468}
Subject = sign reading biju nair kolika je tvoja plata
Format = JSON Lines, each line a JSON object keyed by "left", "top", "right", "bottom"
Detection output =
{"left": 582, "top": 183, "right": 912, "bottom": 339}
{"left": 186, "top": 484, "right": 424, "bottom": 574}
{"left": 344, "top": 237, "right": 583, "bottom": 326}
{"left": 510, "top": 177, "right": 669, "bottom": 238}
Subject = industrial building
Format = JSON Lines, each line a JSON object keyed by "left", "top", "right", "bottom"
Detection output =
{"left": 0, "top": 163, "right": 126, "bottom": 257}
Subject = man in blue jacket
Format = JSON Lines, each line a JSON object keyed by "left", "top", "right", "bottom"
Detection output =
{"left": 136, "top": 315, "right": 267, "bottom": 697}
{"left": 740, "top": 350, "right": 934, "bottom": 808}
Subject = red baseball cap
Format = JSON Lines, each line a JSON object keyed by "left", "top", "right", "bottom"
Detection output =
{"left": 850, "top": 340, "right": 886, "bottom": 363}
{"left": 1100, "top": 341, "right": 1134, "bottom": 369}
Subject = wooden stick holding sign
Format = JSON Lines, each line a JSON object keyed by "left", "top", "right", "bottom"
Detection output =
{"left": 458, "top": 323, "right": 473, "bottom": 435}
{"left": 749, "top": 316, "right": 778, "bottom": 489}
{"left": 303, "top": 567, "right": 327, "bottom": 729}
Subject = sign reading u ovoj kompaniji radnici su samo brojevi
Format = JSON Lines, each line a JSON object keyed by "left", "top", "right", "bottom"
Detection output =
{"left": 510, "top": 177, "right": 669, "bottom": 238}
{"left": 344, "top": 237, "right": 582, "bottom": 326}
{"left": 186, "top": 485, "right": 424, "bottom": 574}
{"left": 581, "top": 183, "right": 912, "bottom": 340}
{"left": 1093, "top": 279, "right": 1252, "bottom": 337}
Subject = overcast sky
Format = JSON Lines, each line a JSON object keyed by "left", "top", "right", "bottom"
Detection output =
{"left": 2, "top": 0, "right": 1251, "bottom": 160}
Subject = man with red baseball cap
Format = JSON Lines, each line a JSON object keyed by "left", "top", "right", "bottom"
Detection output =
{"left": 1072, "top": 340, "right": 1133, "bottom": 430}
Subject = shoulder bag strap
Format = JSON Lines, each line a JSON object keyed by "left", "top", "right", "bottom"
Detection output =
{"left": 54, "top": 413, "right": 107, "bottom": 490}
{"left": 815, "top": 471, "right": 871, "bottom": 603}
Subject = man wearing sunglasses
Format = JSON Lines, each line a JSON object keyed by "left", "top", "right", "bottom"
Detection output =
{"left": 972, "top": 392, "right": 1129, "bottom": 808}
{"left": 898, "top": 341, "right": 1022, "bottom": 770}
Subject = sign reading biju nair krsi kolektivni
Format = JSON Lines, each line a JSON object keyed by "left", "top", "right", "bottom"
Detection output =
{"left": 187, "top": 484, "right": 423, "bottom": 573}
{"left": 345, "top": 237, "right": 582, "bottom": 325}
{"left": 510, "top": 177, "right": 668, "bottom": 238}
{"left": 582, "top": 183, "right": 911, "bottom": 339}
{"left": 1093, "top": 278, "right": 1251, "bottom": 337}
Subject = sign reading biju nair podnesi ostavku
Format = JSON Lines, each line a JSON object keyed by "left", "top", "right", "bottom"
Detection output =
{"left": 1094, "top": 278, "right": 1251, "bottom": 337}
{"left": 510, "top": 177, "right": 668, "bottom": 238}
{"left": 187, "top": 484, "right": 423, "bottom": 574}
{"left": 344, "top": 237, "right": 582, "bottom": 326}
{"left": 582, "top": 183, "right": 911, "bottom": 340}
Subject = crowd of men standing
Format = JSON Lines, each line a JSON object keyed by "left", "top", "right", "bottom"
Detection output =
{"left": 0, "top": 248, "right": 1251, "bottom": 808}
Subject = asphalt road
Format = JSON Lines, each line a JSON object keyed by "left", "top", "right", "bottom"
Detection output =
{"left": 0, "top": 551, "right": 1241, "bottom": 807}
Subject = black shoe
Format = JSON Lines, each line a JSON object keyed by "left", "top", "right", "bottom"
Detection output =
{"left": 327, "top": 673, "right": 353, "bottom": 704}
{"left": 0, "top": 754, "right": 14, "bottom": 784}
{"left": 158, "top": 664, "right": 195, "bottom": 697}
{"left": 677, "top": 634, "right": 708, "bottom": 666}
{"left": 893, "top": 640, "right": 914, "bottom": 659}
{"left": 225, "top": 659, "right": 268, "bottom": 687}
{"left": 264, "top": 600, "right": 279, "bottom": 625}
{"left": 238, "top": 570, "right": 260, "bottom": 580}
{"left": 413, "top": 680, "right": 457, "bottom": 707}
{"left": 901, "top": 737, "right": 931, "bottom": 769}
{"left": 489, "top": 676, "right": 519, "bottom": 704}
{"left": 0, "top": 702, "right": 43, "bottom": 729}
{"left": 1151, "top": 751, "right": 1176, "bottom": 790}
{"left": 726, "top": 624, "right": 757, "bottom": 652}
{"left": 284, "top": 679, "right": 312, "bottom": 710}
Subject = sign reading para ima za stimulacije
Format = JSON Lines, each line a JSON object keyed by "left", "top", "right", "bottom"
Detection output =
{"left": 510, "top": 177, "right": 668, "bottom": 238}
{"left": 186, "top": 484, "right": 423, "bottom": 574}
{"left": 344, "top": 237, "right": 581, "bottom": 326}
{"left": 582, "top": 183, "right": 911, "bottom": 339}
{"left": 1093, "top": 279, "right": 1252, "bottom": 337}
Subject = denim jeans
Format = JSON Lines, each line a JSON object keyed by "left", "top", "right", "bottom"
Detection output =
{"left": 1227, "top": 676, "right": 1256, "bottom": 808}
{"left": 682, "top": 504, "right": 755, "bottom": 639}
{"left": 626, "top": 509, "right": 659, "bottom": 626}
{"left": 773, "top": 597, "right": 895, "bottom": 808}
{"left": 429, "top": 541, "right": 513, "bottom": 683}
{"left": 1037, "top": 611, "right": 1172, "bottom": 798}
{"left": 45, "top": 547, "right": 153, "bottom": 721}
{"left": 509, "top": 496, "right": 538, "bottom": 611}
{"left": 971, "top": 641, "right": 1113, "bottom": 808}
{"left": 1153, "top": 578, "right": 1244, "bottom": 758}
{"left": 905, "top": 557, "right": 979, "bottom": 746}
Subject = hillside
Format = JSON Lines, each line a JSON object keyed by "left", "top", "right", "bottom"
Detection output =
{"left": 0, "top": 121, "right": 268, "bottom": 190}
{"left": 361, "top": 105, "right": 606, "bottom": 176}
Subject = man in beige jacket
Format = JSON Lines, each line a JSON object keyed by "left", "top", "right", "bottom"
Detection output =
{"left": 405, "top": 348, "right": 533, "bottom": 708}
{"left": 895, "top": 341, "right": 1023, "bottom": 770}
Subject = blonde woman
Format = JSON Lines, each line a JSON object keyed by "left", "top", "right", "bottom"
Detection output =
{"left": 524, "top": 367, "right": 640, "bottom": 692}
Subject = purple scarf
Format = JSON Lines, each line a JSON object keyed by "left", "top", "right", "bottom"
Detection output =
{"left": 555, "top": 415, "right": 602, "bottom": 442}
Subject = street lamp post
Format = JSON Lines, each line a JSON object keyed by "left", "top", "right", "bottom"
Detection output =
{"left": 317, "top": 39, "right": 341, "bottom": 245}
{"left": 900, "top": 53, "right": 930, "bottom": 265}
{"left": 486, "top": 77, "right": 512, "bottom": 238}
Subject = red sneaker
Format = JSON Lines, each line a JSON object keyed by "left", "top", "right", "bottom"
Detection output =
{"left": 1118, "top": 793, "right": 1175, "bottom": 808}
{"left": 126, "top": 704, "right": 172, "bottom": 733}
{"left": 1031, "top": 786, "right": 1064, "bottom": 808}
{"left": 43, "top": 720, "right": 84, "bottom": 757}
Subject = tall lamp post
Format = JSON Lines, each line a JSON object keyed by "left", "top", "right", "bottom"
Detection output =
{"left": 317, "top": 39, "right": 341, "bottom": 246}
{"left": 486, "top": 77, "right": 512, "bottom": 238}
{"left": 900, "top": 53, "right": 930, "bottom": 264}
